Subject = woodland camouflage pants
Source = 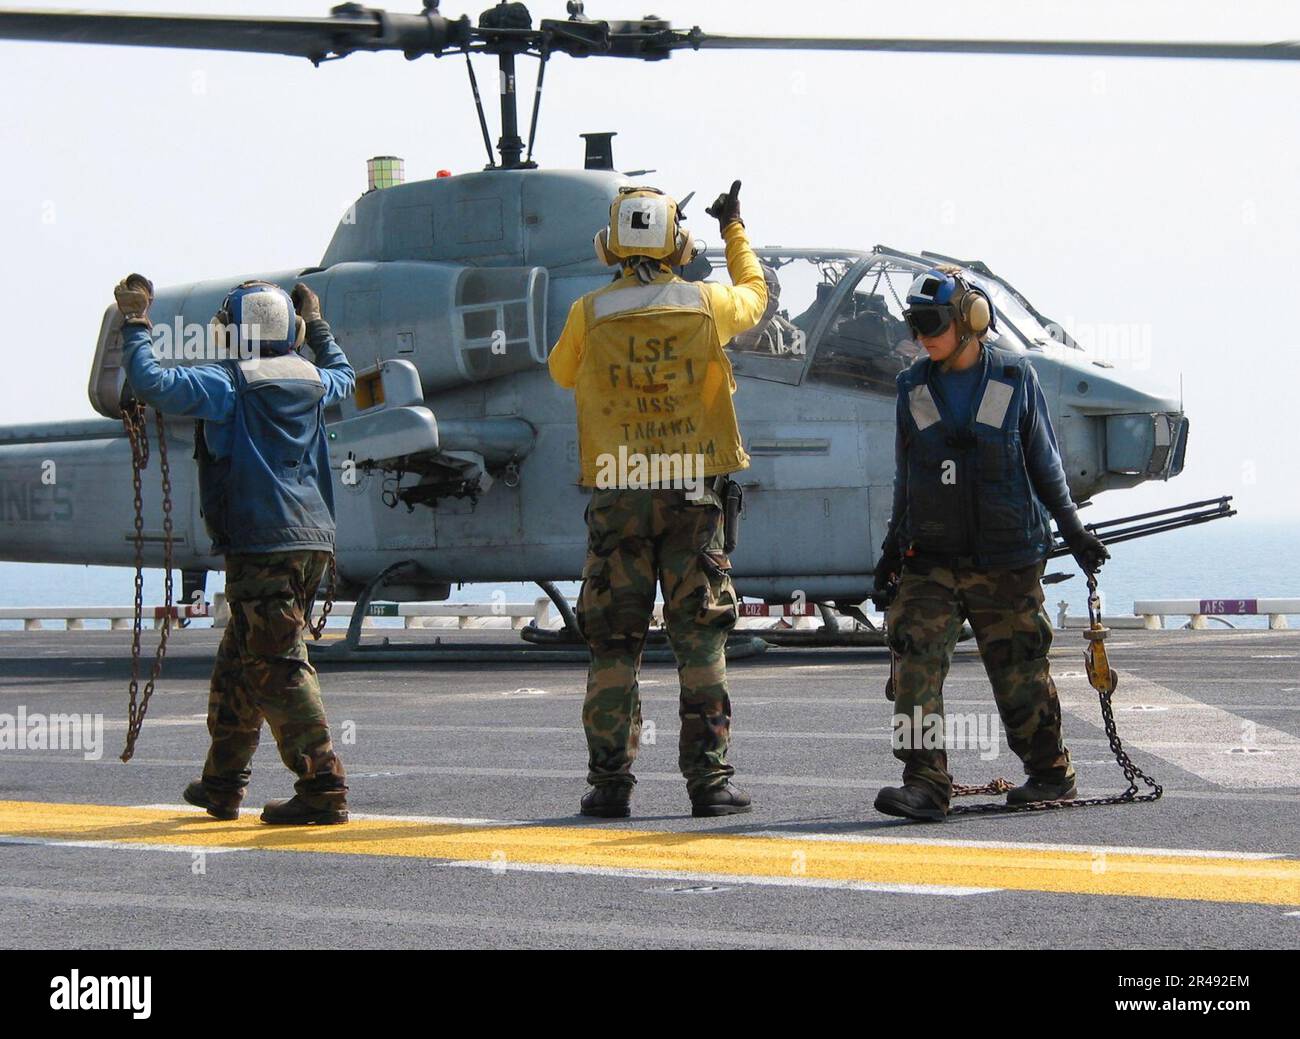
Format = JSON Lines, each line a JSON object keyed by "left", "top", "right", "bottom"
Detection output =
{"left": 886, "top": 558, "right": 1074, "bottom": 807}
{"left": 577, "top": 486, "right": 740, "bottom": 796}
{"left": 200, "top": 550, "right": 347, "bottom": 811}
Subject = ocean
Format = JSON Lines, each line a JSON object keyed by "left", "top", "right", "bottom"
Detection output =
{"left": 0, "top": 517, "right": 1294, "bottom": 630}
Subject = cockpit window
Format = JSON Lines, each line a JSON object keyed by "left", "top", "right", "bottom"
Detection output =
{"left": 807, "top": 261, "right": 923, "bottom": 395}
{"left": 803, "top": 256, "right": 1062, "bottom": 394}
{"left": 694, "top": 251, "right": 859, "bottom": 367}
{"left": 687, "top": 247, "right": 1057, "bottom": 391}
{"left": 963, "top": 274, "right": 1046, "bottom": 351}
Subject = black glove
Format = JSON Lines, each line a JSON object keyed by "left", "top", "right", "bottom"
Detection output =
{"left": 705, "top": 179, "right": 743, "bottom": 232}
{"left": 114, "top": 273, "right": 154, "bottom": 328}
{"left": 1066, "top": 527, "right": 1110, "bottom": 574}
{"left": 871, "top": 546, "right": 903, "bottom": 610}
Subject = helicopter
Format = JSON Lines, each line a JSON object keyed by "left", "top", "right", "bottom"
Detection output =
{"left": 0, "top": 2, "right": 1260, "bottom": 648}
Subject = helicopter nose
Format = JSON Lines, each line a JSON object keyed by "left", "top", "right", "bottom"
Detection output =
{"left": 1055, "top": 360, "right": 1189, "bottom": 483}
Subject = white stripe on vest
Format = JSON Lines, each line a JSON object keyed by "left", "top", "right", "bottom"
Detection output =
{"left": 908, "top": 384, "right": 941, "bottom": 431}
{"left": 238, "top": 353, "right": 323, "bottom": 386}
{"left": 975, "top": 380, "right": 1014, "bottom": 428}
{"left": 592, "top": 281, "right": 705, "bottom": 320}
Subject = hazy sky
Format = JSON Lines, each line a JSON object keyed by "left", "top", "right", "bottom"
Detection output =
{"left": 2, "top": 0, "right": 1298, "bottom": 523}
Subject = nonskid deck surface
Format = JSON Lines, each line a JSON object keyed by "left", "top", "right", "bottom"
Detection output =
{"left": 1, "top": 627, "right": 1297, "bottom": 949}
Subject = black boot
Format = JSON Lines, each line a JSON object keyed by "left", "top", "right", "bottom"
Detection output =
{"left": 579, "top": 784, "right": 632, "bottom": 819}
{"left": 691, "top": 782, "right": 752, "bottom": 818}
{"left": 260, "top": 795, "right": 349, "bottom": 825}
{"left": 874, "top": 784, "right": 948, "bottom": 822}
{"left": 1007, "top": 774, "right": 1078, "bottom": 806}
{"left": 182, "top": 779, "right": 240, "bottom": 821}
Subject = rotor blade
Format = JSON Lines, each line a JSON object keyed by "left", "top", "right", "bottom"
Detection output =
{"left": 679, "top": 34, "right": 1300, "bottom": 63}
{"left": 0, "top": 8, "right": 467, "bottom": 62}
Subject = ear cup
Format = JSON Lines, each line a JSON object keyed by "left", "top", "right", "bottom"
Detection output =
{"left": 669, "top": 228, "right": 696, "bottom": 267}
{"left": 962, "top": 289, "right": 991, "bottom": 336}
{"left": 212, "top": 295, "right": 233, "bottom": 348}
{"left": 593, "top": 227, "right": 615, "bottom": 266}
{"left": 210, "top": 309, "right": 234, "bottom": 355}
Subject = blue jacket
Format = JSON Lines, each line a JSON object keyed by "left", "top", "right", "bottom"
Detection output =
{"left": 122, "top": 320, "right": 355, "bottom": 555}
{"left": 885, "top": 342, "right": 1083, "bottom": 569}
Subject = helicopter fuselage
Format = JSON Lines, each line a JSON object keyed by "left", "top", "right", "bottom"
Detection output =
{"left": 0, "top": 167, "right": 1187, "bottom": 604}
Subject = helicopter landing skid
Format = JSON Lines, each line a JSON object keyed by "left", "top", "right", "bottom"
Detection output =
{"left": 518, "top": 622, "right": 769, "bottom": 662}
{"left": 755, "top": 624, "right": 974, "bottom": 648}
{"left": 756, "top": 627, "right": 890, "bottom": 648}
{"left": 751, "top": 603, "right": 974, "bottom": 648}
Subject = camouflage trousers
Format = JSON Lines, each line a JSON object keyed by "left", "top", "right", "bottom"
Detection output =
{"left": 886, "top": 558, "right": 1073, "bottom": 806}
{"left": 201, "top": 550, "right": 347, "bottom": 811}
{"left": 576, "top": 486, "right": 740, "bottom": 796}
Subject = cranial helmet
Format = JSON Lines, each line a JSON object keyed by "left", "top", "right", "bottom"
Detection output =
{"left": 212, "top": 280, "right": 305, "bottom": 355}
{"left": 593, "top": 186, "right": 696, "bottom": 267}
{"left": 904, "top": 265, "right": 995, "bottom": 341}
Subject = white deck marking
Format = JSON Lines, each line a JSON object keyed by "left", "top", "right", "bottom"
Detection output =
{"left": 1056, "top": 671, "right": 1300, "bottom": 788}
{"left": 446, "top": 859, "right": 999, "bottom": 896}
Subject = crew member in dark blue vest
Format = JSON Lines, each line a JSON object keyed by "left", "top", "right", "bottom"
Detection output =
{"left": 872, "top": 265, "right": 1109, "bottom": 821}
{"left": 114, "top": 275, "right": 355, "bottom": 825}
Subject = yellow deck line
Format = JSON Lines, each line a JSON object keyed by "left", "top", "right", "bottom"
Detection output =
{"left": 1, "top": 799, "right": 1297, "bottom": 907}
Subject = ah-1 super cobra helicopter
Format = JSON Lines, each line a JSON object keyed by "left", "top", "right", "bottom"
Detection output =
{"left": 0, "top": 2, "right": 1255, "bottom": 652}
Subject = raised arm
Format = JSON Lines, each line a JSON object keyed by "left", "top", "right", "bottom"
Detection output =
{"left": 701, "top": 181, "right": 769, "bottom": 346}
{"left": 115, "top": 275, "right": 235, "bottom": 421}
{"left": 120, "top": 324, "right": 236, "bottom": 421}
{"left": 292, "top": 283, "right": 355, "bottom": 408}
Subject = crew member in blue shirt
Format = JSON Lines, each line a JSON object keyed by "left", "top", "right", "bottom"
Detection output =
{"left": 872, "top": 265, "right": 1109, "bottom": 820}
{"left": 114, "top": 274, "right": 355, "bottom": 825}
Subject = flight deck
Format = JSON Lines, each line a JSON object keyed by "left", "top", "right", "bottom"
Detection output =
{"left": 1, "top": 626, "right": 1296, "bottom": 949}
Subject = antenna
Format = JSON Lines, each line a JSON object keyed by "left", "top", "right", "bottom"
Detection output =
{"left": 580, "top": 132, "right": 617, "bottom": 170}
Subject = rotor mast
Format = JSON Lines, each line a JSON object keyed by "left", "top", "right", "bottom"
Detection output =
{"left": 495, "top": 47, "right": 529, "bottom": 169}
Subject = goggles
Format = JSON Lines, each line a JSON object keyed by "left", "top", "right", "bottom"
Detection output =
{"left": 903, "top": 304, "right": 955, "bottom": 339}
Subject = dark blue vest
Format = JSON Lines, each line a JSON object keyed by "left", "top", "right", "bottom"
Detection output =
{"left": 895, "top": 344, "right": 1053, "bottom": 569}
{"left": 196, "top": 352, "right": 336, "bottom": 556}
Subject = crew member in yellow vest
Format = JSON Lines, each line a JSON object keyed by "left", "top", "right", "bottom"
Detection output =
{"left": 549, "top": 181, "right": 768, "bottom": 818}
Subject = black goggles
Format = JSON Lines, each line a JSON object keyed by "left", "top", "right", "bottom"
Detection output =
{"left": 903, "top": 304, "right": 954, "bottom": 339}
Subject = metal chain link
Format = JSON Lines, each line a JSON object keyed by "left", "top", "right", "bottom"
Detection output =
{"left": 953, "top": 778, "right": 1013, "bottom": 797}
{"left": 120, "top": 402, "right": 174, "bottom": 763}
{"left": 308, "top": 553, "right": 337, "bottom": 640}
{"left": 948, "top": 572, "right": 1162, "bottom": 815}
